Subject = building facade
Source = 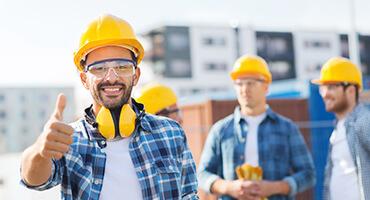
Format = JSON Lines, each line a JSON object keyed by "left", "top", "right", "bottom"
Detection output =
{"left": 0, "top": 87, "right": 75, "bottom": 153}
{"left": 143, "top": 25, "right": 370, "bottom": 100}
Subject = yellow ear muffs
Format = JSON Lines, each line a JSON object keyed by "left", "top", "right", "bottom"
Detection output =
{"left": 96, "top": 104, "right": 136, "bottom": 140}
{"left": 119, "top": 104, "right": 136, "bottom": 137}
{"left": 96, "top": 106, "right": 115, "bottom": 140}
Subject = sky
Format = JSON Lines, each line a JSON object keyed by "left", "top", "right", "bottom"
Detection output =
{"left": 0, "top": 0, "right": 370, "bottom": 87}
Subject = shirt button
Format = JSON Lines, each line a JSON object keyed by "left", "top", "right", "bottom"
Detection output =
{"left": 169, "top": 165, "right": 173, "bottom": 170}
{"left": 94, "top": 179, "right": 99, "bottom": 185}
{"left": 101, "top": 141, "right": 106, "bottom": 145}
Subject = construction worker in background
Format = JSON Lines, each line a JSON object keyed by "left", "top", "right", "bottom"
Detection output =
{"left": 198, "top": 55, "right": 316, "bottom": 200}
{"left": 136, "top": 83, "right": 182, "bottom": 124}
{"left": 20, "top": 14, "right": 198, "bottom": 200}
{"left": 312, "top": 57, "right": 370, "bottom": 200}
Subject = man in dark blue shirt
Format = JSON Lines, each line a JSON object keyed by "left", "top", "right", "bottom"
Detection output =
{"left": 198, "top": 55, "right": 315, "bottom": 200}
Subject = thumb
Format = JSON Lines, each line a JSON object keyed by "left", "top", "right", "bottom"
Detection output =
{"left": 53, "top": 93, "right": 67, "bottom": 121}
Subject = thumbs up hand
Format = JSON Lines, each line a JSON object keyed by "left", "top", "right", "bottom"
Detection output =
{"left": 35, "top": 93, "right": 74, "bottom": 160}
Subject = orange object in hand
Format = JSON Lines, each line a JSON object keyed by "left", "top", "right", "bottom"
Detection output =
{"left": 235, "top": 163, "right": 263, "bottom": 180}
{"left": 235, "top": 164, "right": 267, "bottom": 200}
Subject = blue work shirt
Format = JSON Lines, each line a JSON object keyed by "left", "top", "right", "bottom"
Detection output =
{"left": 198, "top": 106, "right": 315, "bottom": 200}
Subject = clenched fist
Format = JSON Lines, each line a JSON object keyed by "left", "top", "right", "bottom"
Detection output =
{"left": 35, "top": 93, "right": 74, "bottom": 160}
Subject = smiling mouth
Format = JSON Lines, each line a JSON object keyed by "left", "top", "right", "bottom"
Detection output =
{"left": 100, "top": 86, "right": 124, "bottom": 97}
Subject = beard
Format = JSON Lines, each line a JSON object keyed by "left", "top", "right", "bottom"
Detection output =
{"left": 91, "top": 81, "right": 133, "bottom": 109}
{"left": 325, "top": 94, "right": 349, "bottom": 114}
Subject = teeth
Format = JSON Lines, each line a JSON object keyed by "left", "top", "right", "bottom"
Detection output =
{"left": 104, "top": 88, "right": 120, "bottom": 92}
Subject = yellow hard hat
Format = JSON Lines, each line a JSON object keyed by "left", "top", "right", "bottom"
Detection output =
{"left": 136, "top": 83, "right": 178, "bottom": 114}
{"left": 74, "top": 14, "right": 144, "bottom": 71}
{"left": 230, "top": 55, "right": 272, "bottom": 83}
{"left": 312, "top": 57, "right": 362, "bottom": 89}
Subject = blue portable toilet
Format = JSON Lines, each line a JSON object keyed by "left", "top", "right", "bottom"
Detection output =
{"left": 308, "top": 83, "right": 335, "bottom": 200}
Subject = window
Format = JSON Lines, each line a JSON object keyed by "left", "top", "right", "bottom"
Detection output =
{"left": 359, "top": 34, "right": 370, "bottom": 76}
{"left": 340, "top": 34, "right": 350, "bottom": 58}
{"left": 209, "top": 87, "right": 227, "bottom": 92}
{"left": 202, "top": 37, "right": 226, "bottom": 46}
{"left": 153, "top": 34, "right": 164, "bottom": 45}
{"left": 191, "top": 88, "right": 201, "bottom": 94}
{"left": 168, "top": 34, "right": 189, "bottom": 50}
{"left": 168, "top": 59, "right": 191, "bottom": 77}
{"left": 164, "top": 27, "right": 192, "bottom": 78}
{"left": 304, "top": 63, "right": 322, "bottom": 74}
{"left": 256, "top": 31, "right": 296, "bottom": 80}
{"left": 304, "top": 40, "right": 331, "bottom": 49}
{"left": 153, "top": 61, "right": 166, "bottom": 75}
{"left": 0, "top": 111, "right": 6, "bottom": 119}
{"left": 268, "top": 61, "right": 295, "bottom": 80}
{"left": 150, "top": 33, "right": 165, "bottom": 60}
{"left": 204, "top": 62, "right": 228, "bottom": 71}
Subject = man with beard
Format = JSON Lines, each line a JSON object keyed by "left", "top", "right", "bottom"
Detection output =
{"left": 136, "top": 83, "right": 182, "bottom": 124}
{"left": 198, "top": 55, "right": 315, "bottom": 200}
{"left": 20, "top": 14, "right": 198, "bottom": 200}
{"left": 312, "top": 57, "right": 370, "bottom": 200}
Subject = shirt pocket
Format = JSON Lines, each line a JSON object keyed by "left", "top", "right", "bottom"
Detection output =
{"left": 153, "top": 157, "right": 182, "bottom": 199}
{"left": 267, "top": 132, "right": 290, "bottom": 163}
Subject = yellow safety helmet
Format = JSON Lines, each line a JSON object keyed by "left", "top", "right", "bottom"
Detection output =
{"left": 312, "top": 57, "right": 363, "bottom": 89}
{"left": 230, "top": 55, "right": 272, "bottom": 83}
{"left": 74, "top": 14, "right": 144, "bottom": 71}
{"left": 136, "top": 83, "right": 178, "bottom": 114}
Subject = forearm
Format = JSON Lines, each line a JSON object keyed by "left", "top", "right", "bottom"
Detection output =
{"left": 210, "top": 179, "right": 230, "bottom": 196}
{"left": 21, "top": 144, "right": 53, "bottom": 186}
{"left": 266, "top": 180, "right": 290, "bottom": 196}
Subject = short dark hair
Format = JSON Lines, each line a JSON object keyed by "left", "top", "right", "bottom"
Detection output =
{"left": 342, "top": 83, "right": 360, "bottom": 103}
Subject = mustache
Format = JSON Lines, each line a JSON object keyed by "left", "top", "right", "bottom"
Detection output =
{"left": 97, "top": 82, "right": 126, "bottom": 89}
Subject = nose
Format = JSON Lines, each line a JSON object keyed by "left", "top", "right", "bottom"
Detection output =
{"left": 319, "top": 87, "right": 329, "bottom": 98}
{"left": 239, "top": 83, "right": 252, "bottom": 94}
{"left": 105, "top": 68, "right": 119, "bottom": 83}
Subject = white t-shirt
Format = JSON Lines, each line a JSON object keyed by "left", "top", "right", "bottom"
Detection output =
{"left": 329, "top": 118, "right": 360, "bottom": 200}
{"left": 243, "top": 112, "right": 266, "bottom": 166}
{"left": 100, "top": 138, "right": 143, "bottom": 200}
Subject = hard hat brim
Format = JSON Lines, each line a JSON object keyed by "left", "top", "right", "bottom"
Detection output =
{"left": 311, "top": 79, "right": 345, "bottom": 85}
{"left": 230, "top": 71, "right": 271, "bottom": 83}
{"left": 311, "top": 78, "right": 362, "bottom": 90}
{"left": 74, "top": 39, "right": 144, "bottom": 71}
{"left": 311, "top": 79, "right": 323, "bottom": 85}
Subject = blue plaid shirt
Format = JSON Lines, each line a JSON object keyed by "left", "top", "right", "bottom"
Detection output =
{"left": 323, "top": 104, "right": 370, "bottom": 200}
{"left": 198, "top": 107, "right": 315, "bottom": 200}
{"left": 22, "top": 106, "right": 198, "bottom": 200}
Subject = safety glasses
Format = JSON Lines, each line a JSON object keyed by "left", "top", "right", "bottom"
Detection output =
{"left": 156, "top": 108, "right": 181, "bottom": 117}
{"left": 234, "top": 78, "right": 265, "bottom": 88}
{"left": 84, "top": 58, "right": 136, "bottom": 78}
{"left": 318, "top": 82, "right": 351, "bottom": 95}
